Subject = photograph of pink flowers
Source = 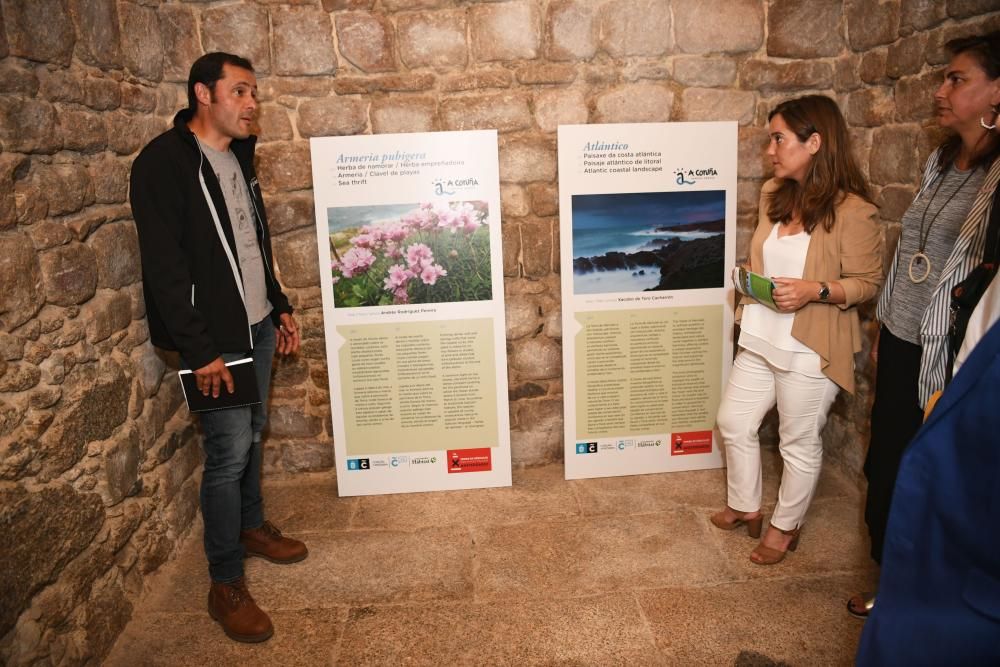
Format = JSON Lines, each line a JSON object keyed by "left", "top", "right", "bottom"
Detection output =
{"left": 328, "top": 201, "right": 493, "bottom": 307}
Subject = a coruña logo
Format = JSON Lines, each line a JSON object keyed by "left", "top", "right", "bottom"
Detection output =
{"left": 675, "top": 167, "right": 719, "bottom": 186}
{"left": 433, "top": 176, "right": 480, "bottom": 196}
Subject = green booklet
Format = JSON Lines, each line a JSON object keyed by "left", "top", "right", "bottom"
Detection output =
{"left": 733, "top": 267, "right": 778, "bottom": 310}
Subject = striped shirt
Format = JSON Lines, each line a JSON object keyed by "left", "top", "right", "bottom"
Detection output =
{"left": 877, "top": 150, "right": 1000, "bottom": 408}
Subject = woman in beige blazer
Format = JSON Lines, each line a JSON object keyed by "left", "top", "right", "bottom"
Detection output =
{"left": 711, "top": 95, "right": 883, "bottom": 564}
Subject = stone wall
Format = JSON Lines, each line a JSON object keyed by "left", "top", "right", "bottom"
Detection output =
{"left": 1, "top": 0, "right": 998, "bottom": 663}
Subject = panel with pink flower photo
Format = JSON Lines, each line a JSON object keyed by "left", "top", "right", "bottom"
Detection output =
{"left": 327, "top": 201, "right": 493, "bottom": 307}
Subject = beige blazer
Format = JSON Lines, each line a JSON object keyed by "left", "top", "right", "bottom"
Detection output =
{"left": 737, "top": 179, "right": 884, "bottom": 393}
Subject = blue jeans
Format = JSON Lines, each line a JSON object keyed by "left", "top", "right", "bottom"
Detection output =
{"left": 192, "top": 317, "right": 276, "bottom": 583}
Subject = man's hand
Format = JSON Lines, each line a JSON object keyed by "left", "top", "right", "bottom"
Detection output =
{"left": 277, "top": 312, "right": 300, "bottom": 356}
{"left": 194, "top": 356, "right": 234, "bottom": 398}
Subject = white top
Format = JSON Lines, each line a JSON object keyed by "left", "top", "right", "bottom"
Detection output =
{"left": 954, "top": 273, "right": 1000, "bottom": 375}
{"left": 739, "top": 224, "right": 824, "bottom": 376}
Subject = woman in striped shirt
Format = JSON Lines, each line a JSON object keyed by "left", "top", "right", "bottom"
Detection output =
{"left": 850, "top": 31, "right": 1000, "bottom": 620}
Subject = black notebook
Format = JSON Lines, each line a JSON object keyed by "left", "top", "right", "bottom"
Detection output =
{"left": 178, "top": 358, "right": 261, "bottom": 412}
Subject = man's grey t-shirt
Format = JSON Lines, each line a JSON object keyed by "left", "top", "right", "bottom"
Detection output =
{"left": 200, "top": 141, "right": 272, "bottom": 325}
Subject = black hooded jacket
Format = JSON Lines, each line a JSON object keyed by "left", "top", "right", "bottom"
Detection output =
{"left": 129, "top": 110, "right": 292, "bottom": 370}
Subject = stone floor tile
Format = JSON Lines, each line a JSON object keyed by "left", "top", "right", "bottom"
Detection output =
{"left": 472, "top": 510, "right": 737, "bottom": 601}
{"left": 334, "top": 593, "right": 664, "bottom": 666}
{"left": 636, "top": 572, "right": 874, "bottom": 665}
{"left": 261, "top": 473, "right": 357, "bottom": 534}
{"left": 351, "top": 464, "right": 581, "bottom": 530}
{"left": 104, "top": 608, "right": 345, "bottom": 667}
{"left": 570, "top": 466, "right": 728, "bottom": 515}
{"left": 707, "top": 497, "right": 876, "bottom": 582}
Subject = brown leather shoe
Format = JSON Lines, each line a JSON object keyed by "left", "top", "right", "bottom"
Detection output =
{"left": 240, "top": 520, "right": 308, "bottom": 564}
{"left": 208, "top": 577, "right": 273, "bottom": 643}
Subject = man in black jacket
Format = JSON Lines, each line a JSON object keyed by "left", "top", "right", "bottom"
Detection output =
{"left": 130, "top": 52, "right": 307, "bottom": 643}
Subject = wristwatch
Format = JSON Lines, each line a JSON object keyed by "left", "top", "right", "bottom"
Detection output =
{"left": 818, "top": 282, "right": 831, "bottom": 301}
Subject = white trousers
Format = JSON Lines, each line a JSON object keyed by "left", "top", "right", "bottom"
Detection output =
{"left": 716, "top": 349, "right": 839, "bottom": 531}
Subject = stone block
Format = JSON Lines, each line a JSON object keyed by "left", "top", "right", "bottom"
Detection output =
{"left": 28, "top": 221, "right": 73, "bottom": 251}
{"left": 768, "top": 0, "right": 844, "bottom": 58}
{"left": 834, "top": 54, "right": 863, "bottom": 92}
{"left": 600, "top": 0, "right": 671, "bottom": 57}
{"left": 847, "top": 0, "right": 900, "bottom": 51}
{"left": 268, "top": 403, "right": 323, "bottom": 438}
{"left": 0, "top": 2, "right": 6, "bottom": 58}
{"left": 739, "top": 61, "right": 834, "bottom": 92}
{"left": 397, "top": 10, "right": 468, "bottom": 70}
{"left": 877, "top": 184, "right": 917, "bottom": 222}
{"left": 130, "top": 339, "right": 165, "bottom": 398}
{"left": 158, "top": 4, "right": 200, "bottom": 83}
{"left": 847, "top": 88, "right": 895, "bottom": 127}
{"left": 0, "top": 484, "right": 104, "bottom": 637}
{"left": 297, "top": 96, "right": 368, "bottom": 137}
{"left": 119, "top": 1, "right": 162, "bottom": 81}
{"left": 380, "top": 0, "right": 442, "bottom": 8}
{"left": 509, "top": 334, "right": 561, "bottom": 379}
{"left": 441, "top": 69, "right": 512, "bottom": 93}
{"left": 516, "top": 63, "right": 576, "bottom": 85}
{"left": 39, "top": 242, "right": 98, "bottom": 306}
{"left": 679, "top": 88, "right": 754, "bottom": 125}
{"left": 3, "top": 0, "right": 75, "bottom": 66}
{"left": 895, "top": 70, "right": 940, "bottom": 122}
{"left": 34, "top": 163, "right": 94, "bottom": 217}
{"left": 121, "top": 82, "right": 157, "bottom": 114}
{"left": 84, "top": 77, "right": 121, "bottom": 111}
{"left": 102, "top": 427, "right": 140, "bottom": 505}
{"left": 255, "top": 141, "right": 313, "bottom": 192}
{"left": 89, "top": 156, "right": 129, "bottom": 205}
{"left": 200, "top": 3, "right": 270, "bottom": 73}
{"left": 266, "top": 192, "right": 315, "bottom": 237}
{"left": 502, "top": 222, "right": 520, "bottom": 277}
{"left": 500, "top": 184, "right": 530, "bottom": 220}
{"left": 594, "top": 83, "right": 672, "bottom": 123}
{"left": 280, "top": 439, "right": 334, "bottom": 472}
{"left": 105, "top": 112, "right": 167, "bottom": 156}
{"left": 0, "top": 154, "right": 26, "bottom": 230}
{"left": 82, "top": 289, "right": 132, "bottom": 344}
{"left": 860, "top": 48, "right": 888, "bottom": 85}
{"left": 506, "top": 296, "right": 542, "bottom": 339}
{"left": 674, "top": 0, "right": 763, "bottom": 54}
{"left": 947, "top": 0, "right": 995, "bottom": 19}
{"left": 533, "top": 88, "right": 588, "bottom": 133}
{"left": 69, "top": 0, "right": 121, "bottom": 68}
{"left": 0, "top": 97, "right": 60, "bottom": 153}
{"left": 673, "top": 57, "right": 737, "bottom": 87}
{"left": 37, "top": 68, "right": 85, "bottom": 106}
{"left": 887, "top": 34, "right": 928, "bottom": 78}
{"left": 0, "top": 361, "right": 41, "bottom": 392}
{"left": 60, "top": 109, "right": 108, "bottom": 153}
{"left": 372, "top": 96, "right": 438, "bottom": 134}
{"left": 520, "top": 219, "right": 554, "bottom": 278}
{"left": 272, "top": 228, "right": 320, "bottom": 289}
{"left": 471, "top": 1, "right": 540, "bottom": 62}
{"left": 272, "top": 7, "right": 336, "bottom": 76}
{"left": 89, "top": 222, "right": 141, "bottom": 289}
{"left": 546, "top": 0, "right": 598, "bottom": 61}
{"left": 527, "top": 182, "right": 559, "bottom": 217}
{"left": 738, "top": 126, "right": 770, "bottom": 180}
{"left": 441, "top": 92, "right": 532, "bottom": 132}
{"left": 336, "top": 12, "right": 396, "bottom": 73}
{"left": 499, "top": 141, "right": 557, "bottom": 183}
{"left": 870, "top": 126, "right": 919, "bottom": 185}
{"left": 0, "top": 61, "right": 38, "bottom": 95}
{"left": 901, "top": 0, "right": 947, "bottom": 32}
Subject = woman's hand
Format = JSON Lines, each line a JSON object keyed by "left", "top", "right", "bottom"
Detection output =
{"left": 771, "top": 277, "right": 819, "bottom": 312}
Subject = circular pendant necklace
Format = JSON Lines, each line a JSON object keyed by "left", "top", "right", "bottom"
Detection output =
{"left": 908, "top": 167, "right": 975, "bottom": 283}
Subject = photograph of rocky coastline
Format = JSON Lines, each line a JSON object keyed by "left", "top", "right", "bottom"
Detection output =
{"left": 571, "top": 190, "right": 726, "bottom": 295}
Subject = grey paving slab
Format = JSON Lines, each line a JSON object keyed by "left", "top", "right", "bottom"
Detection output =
{"left": 472, "top": 510, "right": 738, "bottom": 601}
{"left": 351, "top": 464, "right": 581, "bottom": 530}
{"left": 334, "top": 593, "right": 665, "bottom": 666}
{"left": 637, "top": 573, "right": 874, "bottom": 666}
{"left": 260, "top": 473, "right": 357, "bottom": 534}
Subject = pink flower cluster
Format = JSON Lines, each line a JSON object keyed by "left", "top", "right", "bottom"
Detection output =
{"left": 382, "top": 242, "right": 448, "bottom": 304}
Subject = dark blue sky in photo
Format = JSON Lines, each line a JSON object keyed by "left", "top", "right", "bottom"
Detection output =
{"left": 572, "top": 190, "right": 725, "bottom": 230}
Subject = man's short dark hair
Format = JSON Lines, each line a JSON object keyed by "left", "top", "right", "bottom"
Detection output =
{"left": 187, "top": 52, "right": 254, "bottom": 111}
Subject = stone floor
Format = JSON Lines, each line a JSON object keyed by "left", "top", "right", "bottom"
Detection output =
{"left": 106, "top": 449, "right": 877, "bottom": 666}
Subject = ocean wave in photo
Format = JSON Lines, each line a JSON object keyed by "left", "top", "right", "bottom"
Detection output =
{"left": 574, "top": 267, "right": 661, "bottom": 294}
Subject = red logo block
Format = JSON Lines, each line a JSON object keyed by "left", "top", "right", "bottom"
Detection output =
{"left": 670, "top": 430, "right": 712, "bottom": 456}
{"left": 447, "top": 448, "right": 492, "bottom": 473}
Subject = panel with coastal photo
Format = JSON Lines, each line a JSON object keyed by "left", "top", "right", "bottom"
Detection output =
{"left": 571, "top": 190, "right": 726, "bottom": 295}
{"left": 328, "top": 201, "right": 492, "bottom": 308}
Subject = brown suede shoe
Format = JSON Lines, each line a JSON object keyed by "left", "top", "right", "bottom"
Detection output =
{"left": 240, "top": 520, "right": 308, "bottom": 564}
{"left": 208, "top": 577, "right": 273, "bottom": 643}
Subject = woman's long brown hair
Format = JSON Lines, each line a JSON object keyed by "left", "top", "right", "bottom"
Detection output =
{"left": 766, "top": 95, "right": 872, "bottom": 234}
